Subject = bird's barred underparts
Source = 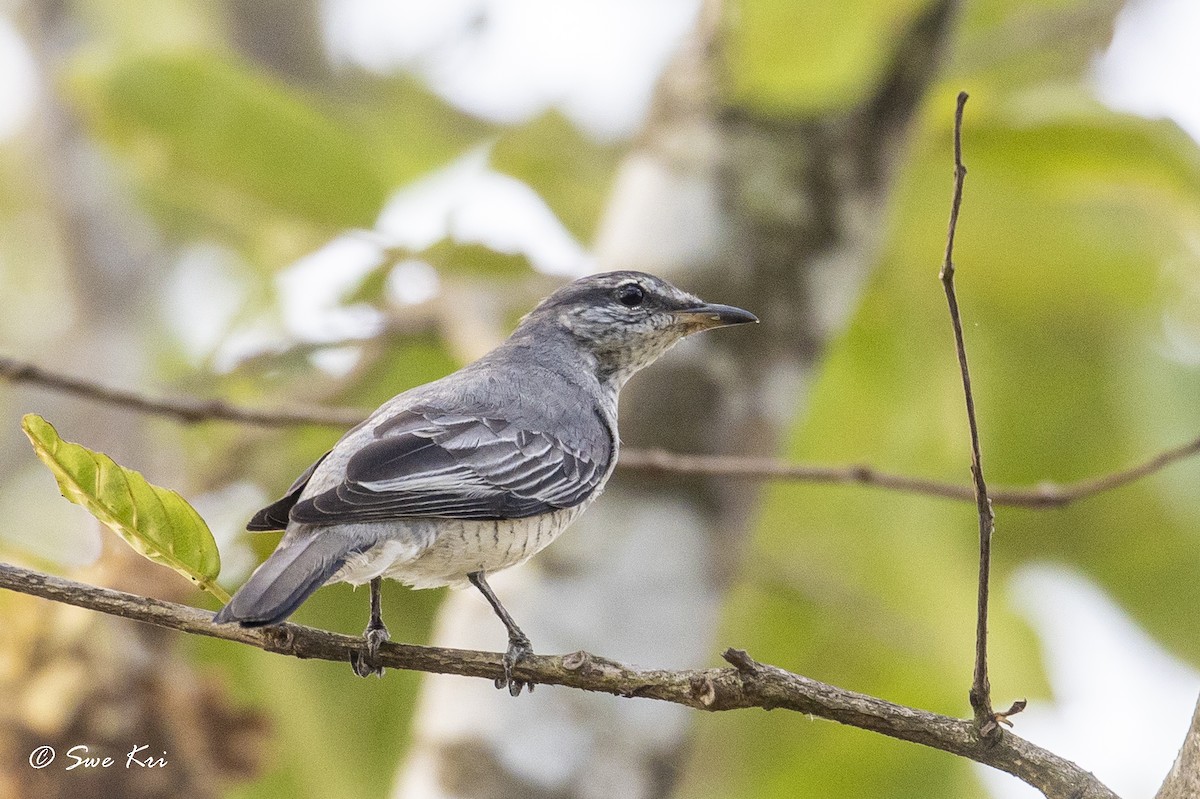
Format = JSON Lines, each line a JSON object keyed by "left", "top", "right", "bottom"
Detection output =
{"left": 331, "top": 505, "right": 587, "bottom": 590}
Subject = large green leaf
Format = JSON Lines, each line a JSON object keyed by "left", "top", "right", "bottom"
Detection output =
{"left": 70, "top": 52, "right": 390, "bottom": 233}
{"left": 349, "top": 74, "right": 496, "bottom": 188}
{"left": 725, "top": 0, "right": 931, "bottom": 114}
{"left": 22, "top": 413, "right": 228, "bottom": 602}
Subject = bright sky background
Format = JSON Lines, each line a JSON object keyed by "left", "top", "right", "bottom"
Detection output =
{"left": 1094, "top": 0, "right": 1200, "bottom": 143}
{"left": 321, "top": 0, "right": 701, "bottom": 139}
{"left": 2, "top": 0, "right": 1200, "bottom": 795}
{"left": 0, "top": 18, "right": 36, "bottom": 140}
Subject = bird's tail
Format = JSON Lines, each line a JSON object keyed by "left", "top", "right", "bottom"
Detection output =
{"left": 213, "top": 530, "right": 359, "bottom": 627}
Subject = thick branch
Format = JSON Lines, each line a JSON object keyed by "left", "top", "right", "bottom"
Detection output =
{"left": 0, "top": 561, "right": 1116, "bottom": 799}
{"left": 3, "top": 354, "right": 1198, "bottom": 509}
{"left": 1156, "top": 692, "right": 1200, "bottom": 799}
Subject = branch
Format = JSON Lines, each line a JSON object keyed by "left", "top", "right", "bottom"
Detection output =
{"left": 3, "top": 354, "right": 1198, "bottom": 509}
{"left": 0, "top": 561, "right": 1117, "bottom": 799}
{"left": 939, "top": 91, "right": 1007, "bottom": 733}
{"left": 619, "top": 443, "right": 1200, "bottom": 508}
{"left": 0, "top": 355, "right": 362, "bottom": 428}
{"left": 1156, "top": 692, "right": 1200, "bottom": 799}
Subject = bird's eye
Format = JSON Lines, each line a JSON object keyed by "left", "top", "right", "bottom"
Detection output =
{"left": 616, "top": 283, "right": 645, "bottom": 308}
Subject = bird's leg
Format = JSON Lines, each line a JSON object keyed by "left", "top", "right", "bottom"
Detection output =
{"left": 350, "top": 576, "right": 390, "bottom": 678}
{"left": 468, "top": 571, "right": 533, "bottom": 696}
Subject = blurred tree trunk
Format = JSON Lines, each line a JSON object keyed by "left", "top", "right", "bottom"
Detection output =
{"left": 395, "top": 2, "right": 960, "bottom": 798}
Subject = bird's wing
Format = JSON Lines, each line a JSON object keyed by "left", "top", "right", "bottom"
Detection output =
{"left": 246, "top": 451, "right": 329, "bottom": 531}
{"left": 288, "top": 408, "right": 611, "bottom": 524}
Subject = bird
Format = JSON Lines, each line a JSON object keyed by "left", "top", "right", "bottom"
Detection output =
{"left": 213, "top": 270, "right": 757, "bottom": 693}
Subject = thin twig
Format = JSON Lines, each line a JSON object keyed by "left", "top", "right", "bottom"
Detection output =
{"left": 0, "top": 561, "right": 1119, "bottom": 799}
{"left": 0, "top": 356, "right": 363, "bottom": 428}
{"left": 619, "top": 443, "right": 1200, "bottom": 508}
{"left": 940, "top": 91, "right": 1006, "bottom": 734}
{"left": 3, "top": 354, "right": 1199, "bottom": 510}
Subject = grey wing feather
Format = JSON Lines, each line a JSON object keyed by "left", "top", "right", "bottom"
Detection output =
{"left": 289, "top": 409, "right": 610, "bottom": 525}
{"left": 246, "top": 451, "right": 330, "bottom": 531}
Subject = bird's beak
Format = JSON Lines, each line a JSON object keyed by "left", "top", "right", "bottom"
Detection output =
{"left": 674, "top": 303, "right": 759, "bottom": 330}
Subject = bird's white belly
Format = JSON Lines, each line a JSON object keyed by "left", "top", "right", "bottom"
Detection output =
{"left": 331, "top": 505, "right": 585, "bottom": 590}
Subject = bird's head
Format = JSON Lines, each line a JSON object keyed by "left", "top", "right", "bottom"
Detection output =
{"left": 520, "top": 271, "right": 757, "bottom": 388}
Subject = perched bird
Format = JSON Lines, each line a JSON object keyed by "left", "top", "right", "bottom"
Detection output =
{"left": 213, "top": 271, "right": 756, "bottom": 693}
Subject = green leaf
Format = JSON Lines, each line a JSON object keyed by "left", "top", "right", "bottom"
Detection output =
{"left": 352, "top": 75, "right": 496, "bottom": 188}
{"left": 491, "top": 111, "right": 624, "bottom": 242}
{"left": 726, "top": 0, "right": 931, "bottom": 114}
{"left": 421, "top": 240, "right": 532, "bottom": 278}
{"left": 336, "top": 240, "right": 532, "bottom": 308}
{"left": 21, "top": 413, "right": 228, "bottom": 602}
{"left": 70, "top": 52, "right": 390, "bottom": 233}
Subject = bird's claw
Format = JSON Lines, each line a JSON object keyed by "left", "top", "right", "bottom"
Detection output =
{"left": 496, "top": 634, "right": 533, "bottom": 696}
{"left": 350, "top": 622, "right": 390, "bottom": 678}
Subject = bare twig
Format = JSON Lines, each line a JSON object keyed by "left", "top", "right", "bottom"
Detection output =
{"left": 3, "top": 354, "right": 1199, "bottom": 510}
{"left": 0, "top": 355, "right": 363, "bottom": 428}
{"left": 939, "top": 92, "right": 1009, "bottom": 734}
{"left": 0, "top": 561, "right": 1118, "bottom": 799}
{"left": 619, "top": 443, "right": 1200, "bottom": 508}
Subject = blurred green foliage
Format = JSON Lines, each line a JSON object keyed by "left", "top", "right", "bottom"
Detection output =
{"left": 190, "top": 581, "right": 442, "bottom": 799}
{"left": 81, "top": 53, "right": 389, "bottom": 229}
{"left": 727, "top": 0, "right": 931, "bottom": 114}
{"left": 2, "top": 0, "right": 1199, "bottom": 798}
{"left": 681, "top": 2, "right": 1200, "bottom": 797}
{"left": 491, "top": 110, "right": 623, "bottom": 241}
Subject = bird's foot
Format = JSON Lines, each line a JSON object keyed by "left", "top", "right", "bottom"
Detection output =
{"left": 350, "top": 621, "right": 390, "bottom": 678}
{"left": 496, "top": 633, "right": 534, "bottom": 696}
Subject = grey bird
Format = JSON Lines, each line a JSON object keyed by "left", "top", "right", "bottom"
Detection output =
{"left": 213, "top": 271, "right": 756, "bottom": 692}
